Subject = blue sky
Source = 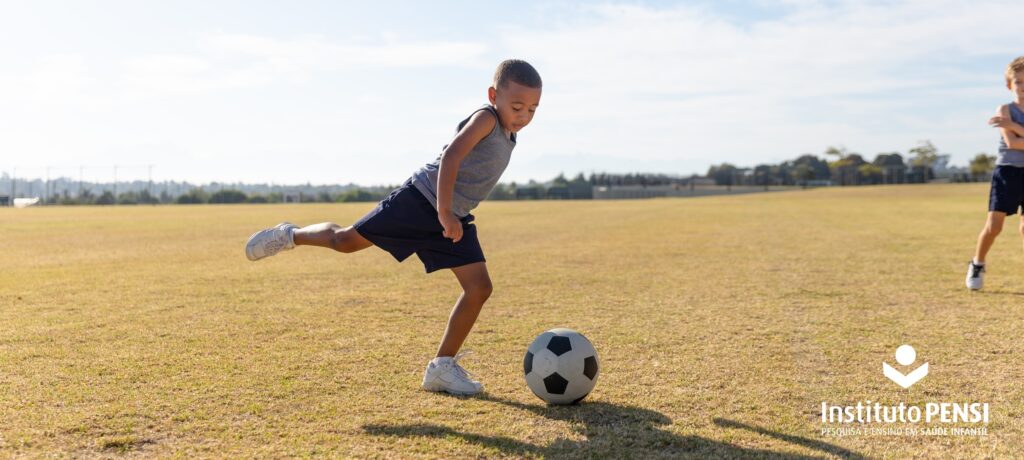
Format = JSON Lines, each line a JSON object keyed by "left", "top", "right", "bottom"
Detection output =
{"left": 0, "top": 0, "right": 1019, "bottom": 185}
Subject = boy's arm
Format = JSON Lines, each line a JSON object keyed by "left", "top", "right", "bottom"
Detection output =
{"left": 435, "top": 110, "right": 497, "bottom": 242}
{"left": 992, "top": 105, "right": 1024, "bottom": 149}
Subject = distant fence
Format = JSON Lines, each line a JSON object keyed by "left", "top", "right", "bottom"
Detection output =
{"left": 592, "top": 185, "right": 802, "bottom": 200}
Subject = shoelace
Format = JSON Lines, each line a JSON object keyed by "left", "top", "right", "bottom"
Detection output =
{"left": 970, "top": 263, "right": 985, "bottom": 278}
{"left": 264, "top": 227, "right": 288, "bottom": 253}
{"left": 264, "top": 238, "right": 284, "bottom": 253}
{"left": 450, "top": 350, "right": 476, "bottom": 381}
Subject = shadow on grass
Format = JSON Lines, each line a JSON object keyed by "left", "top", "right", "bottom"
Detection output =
{"left": 713, "top": 418, "right": 864, "bottom": 459}
{"left": 363, "top": 394, "right": 864, "bottom": 459}
{"left": 974, "top": 289, "right": 1024, "bottom": 296}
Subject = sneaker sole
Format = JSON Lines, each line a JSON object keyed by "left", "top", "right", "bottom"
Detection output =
{"left": 421, "top": 379, "right": 482, "bottom": 396}
{"left": 421, "top": 385, "right": 482, "bottom": 396}
{"left": 245, "top": 230, "right": 263, "bottom": 261}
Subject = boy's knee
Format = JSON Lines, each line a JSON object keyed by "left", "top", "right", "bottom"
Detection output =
{"left": 467, "top": 279, "right": 493, "bottom": 300}
{"left": 983, "top": 217, "right": 1004, "bottom": 236}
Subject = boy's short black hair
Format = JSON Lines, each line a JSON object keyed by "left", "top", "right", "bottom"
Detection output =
{"left": 493, "top": 59, "right": 542, "bottom": 90}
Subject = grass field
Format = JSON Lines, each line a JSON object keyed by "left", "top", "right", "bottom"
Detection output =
{"left": 1, "top": 183, "right": 1021, "bottom": 458}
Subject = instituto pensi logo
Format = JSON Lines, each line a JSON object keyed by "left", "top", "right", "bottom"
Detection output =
{"left": 818, "top": 345, "right": 990, "bottom": 437}
{"left": 883, "top": 344, "right": 928, "bottom": 389}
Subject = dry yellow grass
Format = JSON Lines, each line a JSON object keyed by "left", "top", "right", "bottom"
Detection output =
{"left": 0, "top": 183, "right": 1020, "bottom": 458}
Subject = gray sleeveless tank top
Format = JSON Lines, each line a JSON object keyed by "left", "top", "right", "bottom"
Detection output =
{"left": 998, "top": 103, "right": 1024, "bottom": 167}
{"left": 410, "top": 105, "right": 516, "bottom": 217}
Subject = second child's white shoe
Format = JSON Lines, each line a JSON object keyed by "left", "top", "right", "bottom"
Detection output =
{"left": 966, "top": 261, "right": 985, "bottom": 290}
{"left": 422, "top": 351, "right": 484, "bottom": 396}
{"left": 245, "top": 222, "right": 297, "bottom": 261}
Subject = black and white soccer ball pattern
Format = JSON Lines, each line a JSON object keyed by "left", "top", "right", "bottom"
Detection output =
{"left": 523, "top": 328, "right": 599, "bottom": 405}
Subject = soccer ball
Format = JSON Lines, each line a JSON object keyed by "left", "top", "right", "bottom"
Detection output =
{"left": 523, "top": 328, "right": 599, "bottom": 405}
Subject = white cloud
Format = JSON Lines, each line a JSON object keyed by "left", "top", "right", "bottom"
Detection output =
{"left": 0, "top": 31, "right": 491, "bottom": 184}
{"left": 203, "top": 33, "right": 488, "bottom": 69}
{"left": 2, "top": 1, "right": 1021, "bottom": 184}
{"left": 501, "top": 0, "right": 1019, "bottom": 175}
{"left": 114, "top": 33, "right": 488, "bottom": 98}
{"left": 0, "top": 54, "right": 96, "bottom": 107}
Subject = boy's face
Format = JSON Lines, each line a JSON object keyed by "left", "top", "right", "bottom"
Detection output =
{"left": 1009, "top": 71, "right": 1024, "bottom": 101}
{"left": 488, "top": 81, "right": 542, "bottom": 134}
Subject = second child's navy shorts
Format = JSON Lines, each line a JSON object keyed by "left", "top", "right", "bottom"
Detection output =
{"left": 989, "top": 165, "right": 1024, "bottom": 215}
{"left": 353, "top": 180, "right": 485, "bottom": 273}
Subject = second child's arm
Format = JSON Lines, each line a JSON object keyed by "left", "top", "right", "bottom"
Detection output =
{"left": 991, "top": 105, "right": 1024, "bottom": 149}
{"left": 435, "top": 110, "right": 498, "bottom": 243}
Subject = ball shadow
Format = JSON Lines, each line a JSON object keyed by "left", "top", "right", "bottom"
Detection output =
{"left": 362, "top": 394, "right": 864, "bottom": 458}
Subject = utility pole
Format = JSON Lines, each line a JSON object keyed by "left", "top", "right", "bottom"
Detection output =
{"left": 79, "top": 166, "right": 84, "bottom": 198}
{"left": 45, "top": 166, "right": 51, "bottom": 205}
{"left": 113, "top": 165, "right": 118, "bottom": 205}
{"left": 148, "top": 164, "right": 153, "bottom": 204}
{"left": 11, "top": 167, "right": 15, "bottom": 199}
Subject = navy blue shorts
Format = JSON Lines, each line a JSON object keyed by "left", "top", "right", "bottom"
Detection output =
{"left": 353, "top": 180, "right": 485, "bottom": 273}
{"left": 989, "top": 165, "right": 1024, "bottom": 215}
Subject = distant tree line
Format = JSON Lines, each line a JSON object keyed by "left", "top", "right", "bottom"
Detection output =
{"left": 4, "top": 139, "right": 1002, "bottom": 206}
{"left": 38, "top": 187, "right": 397, "bottom": 205}
{"left": 705, "top": 141, "right": 997, "bottom": 187}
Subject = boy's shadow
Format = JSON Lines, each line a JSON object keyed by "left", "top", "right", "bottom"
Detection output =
{"left": 363, "top": 394, "right": 864, "bottom": 459}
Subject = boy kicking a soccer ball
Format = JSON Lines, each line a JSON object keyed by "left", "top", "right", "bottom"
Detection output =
{"left": 967, "top": 56, "right": 1024, "bottom": 290}
{"left": 245, "top": 60, "right": 542, "bottom": 395}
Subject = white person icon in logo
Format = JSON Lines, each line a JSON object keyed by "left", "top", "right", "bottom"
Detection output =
{"left": 883, "top": 344, "right": 929, "bottom": 389}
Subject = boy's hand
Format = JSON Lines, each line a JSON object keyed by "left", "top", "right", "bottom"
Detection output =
{"left": 991, "top": 114, "right": 1024, "bottom": 137}
{"left": 439, "top": 211, "right": 463, "bottom": 243}
{"left": 989, "top": 115, "right": 1012, "bottom": 128}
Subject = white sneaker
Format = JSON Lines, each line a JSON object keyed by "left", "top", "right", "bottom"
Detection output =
{"left": 965, "top": 261, "right": 985, "bottom": 290}
{"left": 421, "top": 351, "right": 483, "bottom": 396}
{"left": 245, "top": 222, "right": 297, "bottom": 261}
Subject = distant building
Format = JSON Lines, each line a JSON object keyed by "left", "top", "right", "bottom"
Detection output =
{"left": 567, "top": 182, "right": 593, "bottom": 199}
{"left": 0, "top": 195, "right": 8, "bottom": 206}
{"left": 593, "top": 185, "right": 679, "bottom": 199}
{"left": 546, "top": 186, "right": 570, "bottom": 200}
{"left": 545, "top": 182, "right": 593, "bottom": 199}
{"left": 515, "top": 188, "right": 542, "bottom": 200}
{"left": 684, "top": 177, "right": 716, "bottom": 187}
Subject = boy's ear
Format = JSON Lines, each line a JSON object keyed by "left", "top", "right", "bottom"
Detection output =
{"left": 488, "top": 86, "right": 497, "bottom": 105}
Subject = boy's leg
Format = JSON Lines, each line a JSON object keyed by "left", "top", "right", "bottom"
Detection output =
{"left": 293, "top": 223, "right": 374, "bottom": 253}
{"left": 973, "top": 211, "right": 1006, "bottom": 263}
{"left": 1019, "top": 215, "right": 1024, "bottom": 251}
{"left": 967, "top": 211, "right": 1005, "bottom": 290}
{"left": 421, "top": 262, "right": 491, "bottom": 395}
{"left": 436, "top": 262, "right": 492, "bottom": 358}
